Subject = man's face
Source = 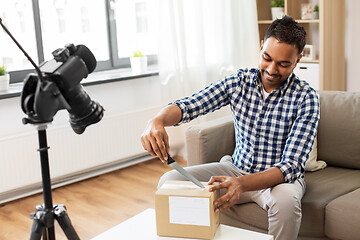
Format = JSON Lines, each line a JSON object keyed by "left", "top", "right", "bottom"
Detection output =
{"left": 259, "top": 37, "right": 302, "bottom": 92}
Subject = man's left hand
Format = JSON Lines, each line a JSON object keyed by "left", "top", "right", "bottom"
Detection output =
{"left": 208, "top": 176, "right": 245, "bottom": 212}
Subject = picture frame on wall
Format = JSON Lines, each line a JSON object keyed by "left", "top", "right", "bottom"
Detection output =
{"left": 302, "top": 45, "right": 315, "bottom": 61}
{"left": 301, "top": 3, "right": 313, "bottom": 20}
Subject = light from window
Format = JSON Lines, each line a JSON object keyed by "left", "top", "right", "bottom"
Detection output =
{"left": 39, "top": 0, "right": 110, "bottom": 62}
{"left": 1, "top": 0, "right": 159, "bottom": 76}
{"left": 114, "top": 0, "right": 158, "bottom": 58}
{"left": 56, "top": 8, "right": 66, "bottom": 33}
{"left": 135, "top": 2, "right": 148, "bottom": 33}
{"left": 81, "top": 7, "right": 90, "bottom": 33}
{"left": 0, "top": 0, "right": 38, "bottom": 71}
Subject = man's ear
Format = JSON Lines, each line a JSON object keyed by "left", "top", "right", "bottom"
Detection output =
{"left": 293, "top": 54, "right": 303, "bottom": 69}
{"left": 297, "top": 54, "right": 303, "bottom": 63}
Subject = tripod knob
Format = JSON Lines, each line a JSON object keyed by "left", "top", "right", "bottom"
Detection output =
{"left": 22, "top": 117, "right": 31, "bottom": 125}
{"left": 22, "top": 117, "right": 48, "bottom": 125}
{"left": 54, "top": 204, "right": 67, "bottom": 216}
{"left": 54, "top": 204, "right": 80, "bottom": 240}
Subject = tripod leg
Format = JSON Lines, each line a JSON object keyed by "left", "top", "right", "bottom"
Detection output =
{"left": 54, "top": 205, "right": 80, "bottom": 240}
{"left": 30, "top": 205, "right": 56, "bottom": 240}
{"left": 30, "top": 212, "right": 44, "bottom": 240}
{"left": 43, "top": 226, "right": 56, "bottom": 240}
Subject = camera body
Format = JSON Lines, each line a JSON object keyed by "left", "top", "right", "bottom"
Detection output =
{"left": 21, "top": 44, "right": 104, "bottom": 134}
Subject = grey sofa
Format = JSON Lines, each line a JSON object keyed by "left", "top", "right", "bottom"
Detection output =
{"left": 185, "top": 91, "right": 360, "bottom": 240}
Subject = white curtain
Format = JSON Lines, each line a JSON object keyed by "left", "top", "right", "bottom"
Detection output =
{"left": 158, "top": 0, "right": 260, "bottom": 99}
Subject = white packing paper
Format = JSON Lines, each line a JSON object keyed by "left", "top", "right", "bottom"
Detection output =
{"left": 168, "top": 196, "right": 210, "bottom": 226}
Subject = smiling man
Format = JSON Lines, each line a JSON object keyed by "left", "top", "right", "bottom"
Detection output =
{"left": 141, "top": 16, "right": 320, "bottom": 240}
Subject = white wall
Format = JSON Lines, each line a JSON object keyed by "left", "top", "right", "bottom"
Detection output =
{"left": 0, "top": 72, "right": 230, "bottom": 201}
{"left": 345, "top": 0, "right": 360, "bottom": 92}
{"left": 0, "top": 75, "right": 187, "bottom": 198}
{"left": 0, "top": 75, "right": 170, "bottom": 139}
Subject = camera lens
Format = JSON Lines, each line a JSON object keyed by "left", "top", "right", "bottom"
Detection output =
{"left": 61, "top": 85, "right": 104, "bottom": 134}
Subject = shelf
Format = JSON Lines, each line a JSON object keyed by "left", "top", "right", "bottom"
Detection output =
{"left": 300, "top": 59, "right": 320, "bottom": 63}
{"left": 296, "top": 19, "right": 320, "bottom": 24}
{"left": 258, "top": 20, "right": 273, "bottom": 24}
{"left": 258, "top": 19, "right": 319, "bottom": 24}
{"left": 256, "top": 0, "right": 345, "bottom": 90}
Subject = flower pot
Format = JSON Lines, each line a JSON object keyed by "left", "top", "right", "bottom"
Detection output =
{"left": 0, "top": 73, "right": 10, "bottom": 91}
{"left": 130, "top": 56, "right": 148, "bottom": 75}
{"left": 312, "top": 11, "right": 319, "bottom": 20}
{"left": 271, "top": 7, "right": 284, "bottom": 20}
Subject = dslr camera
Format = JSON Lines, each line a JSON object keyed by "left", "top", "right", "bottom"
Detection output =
{"left": 21, "top": 43, "right": 104, "bottom": 134}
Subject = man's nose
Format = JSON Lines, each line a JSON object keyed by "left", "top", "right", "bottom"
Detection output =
{"left": 267, "top": 62, "right": 279, "bottom": 75}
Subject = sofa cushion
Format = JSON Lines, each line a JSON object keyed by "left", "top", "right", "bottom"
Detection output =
{"left": 305, "top": 138, "right": 327, "bottom": 172}
{"left": 305, "top": 94, "right": 327, "bottom": 172}
{"left": 301, "top": 167, "right": 360, "bottom": 237}
{"left": 317, "top": 91, "right": 360, "bottom": 169}
{"left": 325, "top": 188, "right": 360, "bottom": 240}
{"left": 221, "top": 202, "right": 268, "bottom": 231}
{"left": 220, "top": 167, "right": 360, "bottom": 238}
{"left": 186, "top": 116, "right": 235, "bottom": 166}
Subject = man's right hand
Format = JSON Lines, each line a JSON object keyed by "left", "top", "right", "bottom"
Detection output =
{"left": 140, "top": 104, "right": 183, "bottom": 163}
{"left": 140, "top": 118, "right": 170, "bottom": 163}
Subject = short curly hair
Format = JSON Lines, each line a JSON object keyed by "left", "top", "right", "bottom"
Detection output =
{"left": 264, "top": 15, "right": 306, "bottom": 55}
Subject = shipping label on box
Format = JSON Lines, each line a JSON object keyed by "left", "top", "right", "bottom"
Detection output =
{"left": 155, "top": 180, "right": 220, "bottom": 239}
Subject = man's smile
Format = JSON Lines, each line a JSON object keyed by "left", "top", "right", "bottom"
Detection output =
{"left": 263, "top": 71, "right": 281, "bottom": 82}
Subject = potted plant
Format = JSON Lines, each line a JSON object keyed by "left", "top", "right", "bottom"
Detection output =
{"left": 271, "top": 0, "right": 284, "bottom": 20}
{"left": 0, "top": 65, "right": 10, "bottom": 91}
{"left": 130, "top": 50, "right": 147, "bottom": 75}
{"left": 313, "top": 5, "right": 319, "bottom": 19}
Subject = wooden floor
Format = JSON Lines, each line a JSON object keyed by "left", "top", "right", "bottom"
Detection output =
{"left": 0, "top": 156, "right": 186, "bottom": 240}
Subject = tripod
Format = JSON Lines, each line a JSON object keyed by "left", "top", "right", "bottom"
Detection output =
{"left": 29, "top": 123, "right": 80, "bottom": 240}
{"left": 1, "top": 15, "right": 103, "bottom": 240}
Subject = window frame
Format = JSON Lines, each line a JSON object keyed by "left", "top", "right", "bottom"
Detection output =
{"left": 7, "top": 0, "right": 157, "bottom": 84}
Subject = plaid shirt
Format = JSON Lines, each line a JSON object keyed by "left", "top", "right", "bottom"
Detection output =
{"left": 172, "top": 68, "right": 320, "bottom": 183}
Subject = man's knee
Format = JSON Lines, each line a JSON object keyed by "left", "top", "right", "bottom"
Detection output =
{"left": 267, "top": 181, "right": 304, "bottom": 219}
{"left": 268, "top": 195, "right": 302, "bottom": 221}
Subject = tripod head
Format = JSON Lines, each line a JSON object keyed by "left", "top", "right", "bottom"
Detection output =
{"left": 21, "top": 73, "right": 70, "bottom": 125}
{"left": 0, "top": 17, "right": 104, "bottom": 134}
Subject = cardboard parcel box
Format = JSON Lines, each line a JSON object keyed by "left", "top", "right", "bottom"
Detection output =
{"left": 155, "top": 180, "right": 220, "bottom": 239}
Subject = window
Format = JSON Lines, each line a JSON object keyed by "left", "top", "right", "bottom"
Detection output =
{"left": 39, "top": 0, "right": 110, "bottom": 62}
{"left": 0, "top": 0, "right": 38, "bottom": 72}
{"left": 113, "top": 0, "right": 158, "bottom": 61}
{"left": 0, "top": 0, "right": 158, "bottom": 84}
{"left": 135, "top": 2, "right": 148, "bottom": 33}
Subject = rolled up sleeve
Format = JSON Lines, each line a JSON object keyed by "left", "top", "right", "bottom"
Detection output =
{"left": 169, "top": 76, "right": 235, "bottom": 125}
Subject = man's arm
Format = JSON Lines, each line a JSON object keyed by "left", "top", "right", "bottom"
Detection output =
{"left": 140, "top": 104, "right": 182, "bottom": 162}
{"left": 141, "top": 73, "right": 237, "bottom": 163}
{"left": 274, "top": 92, "right": 320, "bottom": 183}
{"left": 208, "top": 167, "right": 284, "bottom": 211}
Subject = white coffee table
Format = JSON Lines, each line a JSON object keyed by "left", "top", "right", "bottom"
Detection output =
{"left": 92, "top": 208, "right": 273, "bottom": 240}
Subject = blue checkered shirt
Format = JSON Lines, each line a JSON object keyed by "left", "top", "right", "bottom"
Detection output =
{"left": 172, "top": 68, "right": 320, "bottom": 183}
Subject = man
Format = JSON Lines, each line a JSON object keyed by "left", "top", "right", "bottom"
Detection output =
{"left": 141, "top": 16, "right": 319, "bottom": 240}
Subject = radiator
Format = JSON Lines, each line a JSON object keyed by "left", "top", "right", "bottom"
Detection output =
{"left": 0, "top": 106, "right": 185, "bottom": 203}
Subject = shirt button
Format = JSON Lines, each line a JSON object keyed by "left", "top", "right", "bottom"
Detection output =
{"left": 256, "top": 135, "right": 260, "bottom": 138}
{"left": 254, "top": 152, "right": 257, "bottom": 156}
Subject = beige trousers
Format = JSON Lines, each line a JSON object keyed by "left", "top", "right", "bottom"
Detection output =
{"left": 158, "top": 155, "right": 305, "bottom": 240}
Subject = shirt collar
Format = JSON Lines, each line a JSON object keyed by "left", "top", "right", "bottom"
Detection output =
{"left": 278, "top": 72, "right": 294, "bottom": 95}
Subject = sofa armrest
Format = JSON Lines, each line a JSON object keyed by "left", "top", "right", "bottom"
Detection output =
{"left": 185, "top": 116, "right": 235, "bottom": 166}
